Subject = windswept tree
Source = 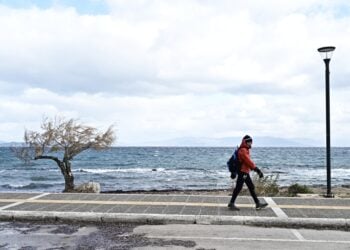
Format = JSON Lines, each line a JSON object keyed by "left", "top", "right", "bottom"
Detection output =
{"left": 20, "top": 117, "right": 116, "bottom": 192}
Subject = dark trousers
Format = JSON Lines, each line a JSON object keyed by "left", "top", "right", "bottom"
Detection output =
{"left": 230, "top": 172, "right": 260, "bottom": 205}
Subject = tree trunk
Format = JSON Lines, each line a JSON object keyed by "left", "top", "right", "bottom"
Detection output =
{"left": 63, "top": 158, "right": 75, "bottom": 192}
{"left": 33, "top": 155, "right": 75, "bottom": 192}
{"left": 63, "top": 172, "right": 75, "bottom": 192}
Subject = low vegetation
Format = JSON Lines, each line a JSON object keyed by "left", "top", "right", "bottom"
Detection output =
{"left": 287, "top": 183, "right": 314, "bottom": 196}
{"left": 254, "top": 173, "right": 280, "bottom": 196}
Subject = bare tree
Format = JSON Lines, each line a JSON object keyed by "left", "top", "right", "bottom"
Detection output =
{"left": 18, "top": 117, "right": 116, "bottom": 192}
{"left": 10, "top": 143, "right": 34, "bottom": 165}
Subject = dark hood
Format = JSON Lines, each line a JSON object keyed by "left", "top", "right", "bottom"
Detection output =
{"left": 240, "top": 138, "right": 251, "bottom": 149}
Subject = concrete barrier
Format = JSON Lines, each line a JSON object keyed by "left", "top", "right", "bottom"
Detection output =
{"left": 0, "top": 210, "right": 348, "bottom": 231}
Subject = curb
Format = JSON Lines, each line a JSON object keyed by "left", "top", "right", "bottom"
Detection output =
{"left": 0, "top": 210, "right": 349, "bottom": 231}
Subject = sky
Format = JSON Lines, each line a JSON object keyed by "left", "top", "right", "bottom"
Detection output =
{"left": 0, "top": 0, "right": 349, "bottom": 146}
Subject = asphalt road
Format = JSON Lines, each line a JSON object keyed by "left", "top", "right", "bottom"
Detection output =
{"left": 134, "top": 224, "right": 350, "bottom": 250}
{"left": 0, "top": 222, "right": 349, "bottom": 250}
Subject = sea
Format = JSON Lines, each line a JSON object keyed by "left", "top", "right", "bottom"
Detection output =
{"left": 0, "top": 147, "right": 349, "bottom": 193}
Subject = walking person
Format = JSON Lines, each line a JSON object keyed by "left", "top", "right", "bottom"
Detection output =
{"left": 228, "top": 135, "right": 268, "bottom": 211}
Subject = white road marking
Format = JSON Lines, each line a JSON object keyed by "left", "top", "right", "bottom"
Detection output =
{"left": 0, "top": 193, "right": 50, "bottom": 211}
{"left": 0, "top": 201, "right": 25, "bottom": 211}
{"left": 291, "top": 229, "right": 306, "bottom": 241}
{"left": 28, "top": 193, "right": 50, "bottom": 200}
{"left": 145, "top": 235, "right": 350, "bottom": 244}
{"left": 265, "top": 197, "right": 288, "bottom": 218}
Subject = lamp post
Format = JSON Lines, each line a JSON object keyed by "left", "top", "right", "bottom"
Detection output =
{"left": 317, "top": 46, "right": 336, "bottom": 198}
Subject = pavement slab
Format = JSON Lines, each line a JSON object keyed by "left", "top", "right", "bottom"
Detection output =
{"left": 274, "top": 197, "right": 350, "bottom": 206}
{"left": 181, "top": 206, "right": 201, "bottom": 215}
{"left": 284, "top": 208, "right": 350, "bottom": 219}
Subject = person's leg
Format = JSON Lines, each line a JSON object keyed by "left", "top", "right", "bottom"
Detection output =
{"left": 244, "top": 174, "right": 268, "bottom": 209}
{"left": 229, "top": 172, "right": 244, "bottom": 205}
{"left": 244, "top": 174, "right": 260, "bottom": 204}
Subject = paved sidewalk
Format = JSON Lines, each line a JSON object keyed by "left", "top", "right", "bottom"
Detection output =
{"left": 0, "top": 192, "right": 349, "bottom": 230}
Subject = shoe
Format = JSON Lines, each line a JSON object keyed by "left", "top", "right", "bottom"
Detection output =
{"left": 228, "top": 203, "right": 240, "bottom": 211}
{"left": 256, "top": 202, "right": 268, "bottom": 210}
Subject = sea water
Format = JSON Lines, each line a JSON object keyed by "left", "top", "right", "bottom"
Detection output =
{"left": 0, "top": 147, "right": 349, "bottom": 192}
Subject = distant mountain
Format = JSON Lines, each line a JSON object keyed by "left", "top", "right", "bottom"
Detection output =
{"left": 140, "top": 136, "right": 321, "bottom": 147}
{"left": 253, "top": 137, "right": 320, "bottom": 147}
{"left": 0, "top": 137, "right": 322, "bottom": 147}
{"left": 0, "top": 141, "right": 24, "bottom": 147}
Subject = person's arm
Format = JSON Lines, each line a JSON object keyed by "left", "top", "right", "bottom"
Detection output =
{"left": 239, "top": 148, "right": 256, "bottom": 169}
{"left": 254, "top": 167, "right": 264, "bottom": 178}
{"left": 240, "top": 148, "right": 264, "bottom": 178}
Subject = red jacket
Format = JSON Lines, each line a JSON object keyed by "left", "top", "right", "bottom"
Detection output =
{"left": 238, "top": 139, "right": 256, "bottom": 174}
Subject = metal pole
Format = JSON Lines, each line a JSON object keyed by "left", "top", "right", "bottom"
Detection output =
{"left": 324, "top": 58, "right": 333, "bottom": 198}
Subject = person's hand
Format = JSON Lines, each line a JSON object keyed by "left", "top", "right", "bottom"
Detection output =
{"left": 230, "top": 173, "right": 236, "bottom": 179}
{"left": 255, "top": 167, "right": 264, "bottom": 178}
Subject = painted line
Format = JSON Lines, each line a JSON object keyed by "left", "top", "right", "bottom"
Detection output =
{"left": 0, "top": 193, "right": 50, "bottom": 211}
{"left": 2, "top": 192, "right": 350, "bottom": 201}
{"left": 278, "top": 204, "right": 350, "bottom": 210}
{"left": 291, "top": 229, "right": 306, "bottom": 241}
{"left": 0, "top": 199, "right": 251, "bottom": 208}
{"left": 28, "top": 193, "right": 50, "bottom": 200}
{"left": 145, "top": 235, "right": 350, "bottom": 244}
{"left": 0, "top": 198, "right": 349, "bottom": 210}
{"left": 0, "top": 201, "right": 25, "bottom": 211}
{"left": 265, "top": 197, "right": 288, "bottom": 218}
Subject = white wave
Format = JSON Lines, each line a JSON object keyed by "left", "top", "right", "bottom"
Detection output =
{"left": 5, "top": 183, "right": 26, "bottom": 188}
{"left": 76, "top": 168, "right": 166, "bottom": 174}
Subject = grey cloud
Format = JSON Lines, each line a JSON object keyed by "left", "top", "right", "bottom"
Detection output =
{"left": 0, "top": 2, "right": 350, "bottom": 97}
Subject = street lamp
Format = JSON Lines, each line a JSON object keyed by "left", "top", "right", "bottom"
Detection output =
{"left": 317, "top": 46, "right": 336, "bottom": 198}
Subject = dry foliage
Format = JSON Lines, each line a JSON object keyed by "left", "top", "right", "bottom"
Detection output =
{"left": 24, "top": 117, "right": 115, "bottom": 159}
{"left": 254, "top": 173, "right": 280, "bottom": 196}
{"left": 10, "top": 143, "right": 34, "bottom": 165}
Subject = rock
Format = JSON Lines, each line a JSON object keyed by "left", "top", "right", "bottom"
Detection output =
{"left": 74, "top": 182, "right": 101, "bottom": 193}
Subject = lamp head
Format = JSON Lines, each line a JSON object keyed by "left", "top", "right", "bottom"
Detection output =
{"left": 318, "top": 46, "right": 336, "bottom": 60}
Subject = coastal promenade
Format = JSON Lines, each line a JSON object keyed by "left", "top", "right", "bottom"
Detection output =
{"left": 0, "top": 192, "right": 349, "bottom": 230}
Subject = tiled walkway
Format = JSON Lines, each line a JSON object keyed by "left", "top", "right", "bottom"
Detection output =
{"left": 0, "top": 192, "right": 349, "bottom": 220}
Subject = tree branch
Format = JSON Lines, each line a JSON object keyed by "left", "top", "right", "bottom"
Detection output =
{"left": 67, "top": 142, "right": 92, "bottom": 160}
{"left": 34, "top": 155, "right": 61, "bottom": 166}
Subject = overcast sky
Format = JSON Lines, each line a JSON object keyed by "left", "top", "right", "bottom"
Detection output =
{"left": 0, "top": 0, "right": 349, "bottom": 146}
